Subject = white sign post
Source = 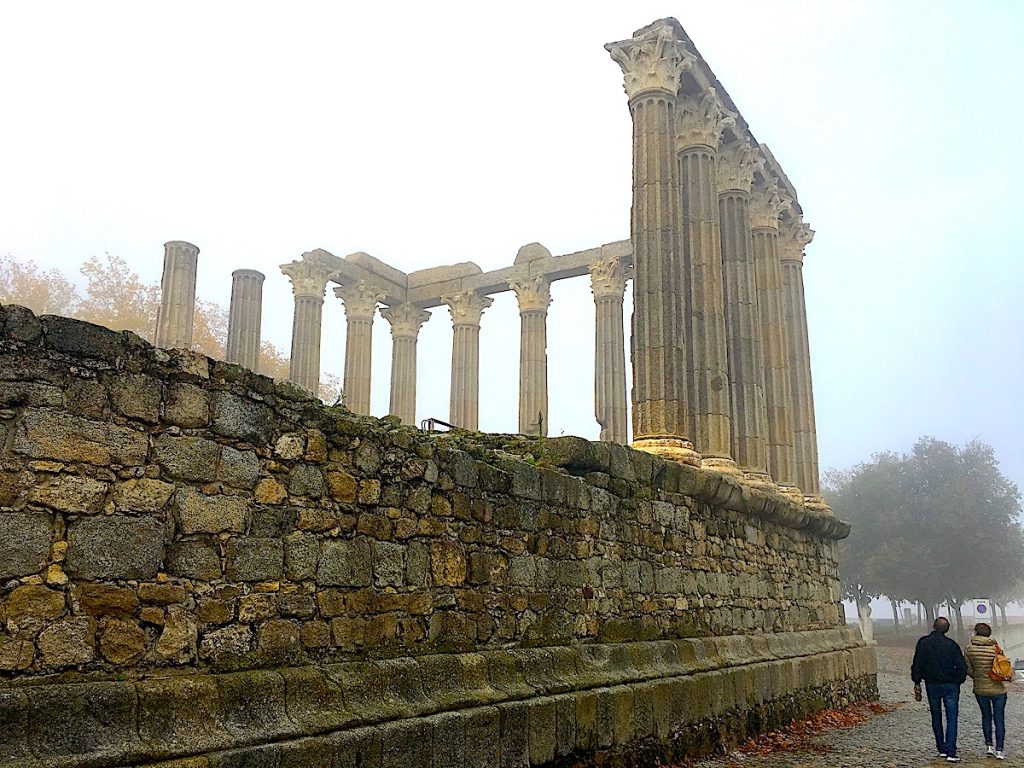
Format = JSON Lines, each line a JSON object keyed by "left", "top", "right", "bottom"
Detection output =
{"left": 972, "top": 599, "right": 993, "bottom": 622}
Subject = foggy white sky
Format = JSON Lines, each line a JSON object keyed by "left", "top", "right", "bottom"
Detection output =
{"left": 1, "top": 1, "right": 1022, "bottom": 493}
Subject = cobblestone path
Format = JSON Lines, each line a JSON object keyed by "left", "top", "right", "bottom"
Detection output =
{"left": 696, "top": 672, "right": 1024, "bottom": 767}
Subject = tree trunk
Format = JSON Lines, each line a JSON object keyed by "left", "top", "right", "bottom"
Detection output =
{"left": 891, "top": 599, "right": 901, "bottom": 633}
{"left": 926, "top": 603, "right": 936, "bottom": 624}
{"left": 918, "top": 602, "right": 924, "bottom": 627}
{"left": 998, "top": 601, "right": 1008, "bottom": 627}
{"left": 952, "top": 599, "right": 965, "bottom": 641}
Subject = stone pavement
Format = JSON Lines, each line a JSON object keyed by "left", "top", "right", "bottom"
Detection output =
{"left": 696, "top": 669, "right": 1024, "bottom": 767}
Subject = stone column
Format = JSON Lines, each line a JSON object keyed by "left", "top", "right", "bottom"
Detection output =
{"left": 225, "top": 269, "right": 265, "bottom": 372}
{"left": 510, "top": 276, "right": 551, "bottom": 436}
{"left": 380, "top": 302, "right": 430, "bottom": 427}
{"left": 676, "top": 88, "right": 737, "bottom": 474}
{"left": 717, "top": 140, "right": 771, "bottom": 483}
{"left": 281, "top": 258, "right": 336, "bottom": 396}
{"left": 443, "top": 290, "right": 493, "bottom": 431}
{"left": 334, "top": 281, "right": 385, "bottom": 416}
{"left": 780, "top": 217, "right": 828, "bottom": 508}
{"left": 606, "top": 19, "right": 700, "bottom": 465}
{"left": 155, "top": 240, "right": 199, "bottom": 350}
{"left": 750, "top": 183, "right": 800, "bottom": 497}
{"left": 589, "top": 257, "right": 630, "bottom": 444}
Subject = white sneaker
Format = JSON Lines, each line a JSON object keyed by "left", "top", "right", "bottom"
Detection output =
{"left": 947, "top": 758, "right": 961, "bottom": 763}
{"left": 996, "top": 751, "right": 1005, "bottom": 760}
{"left": 938, "top": 753, "right": 947, "bottom": 758}
{"left": 988, "top": 745, "right": 997, "bottom": 757}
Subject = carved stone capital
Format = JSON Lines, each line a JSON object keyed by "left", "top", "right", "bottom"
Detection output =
{"left": 280, "top": 257, "right": 337, "bottom": 300}
{"left": 717, "top": 140, "right": 762, "bottom": 194}
{"left": 779, "top": 217, "right": 815, "bottom": 263}
{"left": 442, "top": 290, "right": 493, "bottom": 327}
{"left": 509, "top": 276, "right": 551, "bottom": 313}
{"left": 749, "top": 184, "right": 790, "bottom": 231}
{"left": 589, "top": 258, "right": 632, "bottom": 300}
{"left": 605, "top": 20, "right": 695, "bottom": 101}
{"left": 676, "top": 88, "right": 736, "bottom": 151}
{"left": 334, "top": 280, "right": 385, "bottom": 320}
{"left": 380, "top": 302, "right": 431, "bottom": 338}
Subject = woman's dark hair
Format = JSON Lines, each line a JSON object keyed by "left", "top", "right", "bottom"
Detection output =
{"left": 976, "top": 622, "right": 992, "bottom": 637}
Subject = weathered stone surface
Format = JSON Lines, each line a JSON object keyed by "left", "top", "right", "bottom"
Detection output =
{"left": 13, "top": 409, "right": 148, "bottom": 466}
{"left": 326, "top": 470, "right": 358, "bottom": 502}
{"left": 212, "top": 393, "right": 273, "bottom": 444}
{"left": 288, "top": 464, "right": 325, "bottom": 498}
{"left": 431, "top": 541, "right": 467, "bottom": 587}
{"left": 0, "top": 512, "right": 52, "bottom": 580}
{"left": 156, "top": 608, "right": 198, "bottom": 664}
{"left": 109, "top": 373, "right": 161, "bottom": 423}
{"left": 166, "top": 537, "right": 223, "bottom": 580}
{"left": 255, "top": 477, "right": 288, "bottom": 505}
{"left": 28, "top": 473, "right": 109, "bottom": 514}
{"left": 78, "top": 584, "right": 140, "bottom": 618}
{"left": 275, "top": 433, "right": 305, "bottom": 460}
{"left": 66, "top": 515, "right": 166, "bottom": 580}
{"left": 373, "top": 540, "right": 405, "bottom": 588}
{"left": 154, "top": 435, "right": 221, "bottom": 483}
{"left": 199, "top": 624, "right": 254, "bottom": 663}
{"left": 218, "top": 447, "right": 261, "bottom": 490}
{"left": 6, "top": 584, "right": 66, "bottom": 625}
{"left": 139, "top": 583, "right": 187, "bottom": 605}
{"left": 165, "top": 383, "right": 210, "bottom": 428}
{"left": 100, "top": 619, "right": 147, "bottom": 664}
{"left": 0, "top": 634, "right": 34, "bottom": 670}
{"left": 177, "top": 488, "right": 249, "bottom": 534}
{"left": 38, "top": 617, "right": 96, "bottom": 667}
{"left": 318, "top": 538, "right": 372, "bottom": 587}
{"left": 111, "top": 478, "right": 175, "bottom": 513}
{"left": 285, "top": 532, "right": 318, "bottom": 581}
{"left": 226, "top": 537, "right": 284, "bottom": 582}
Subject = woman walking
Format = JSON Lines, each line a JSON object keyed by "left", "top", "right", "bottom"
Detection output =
{"left": 964, "top": 623, "right": 1009, "bottom": 760}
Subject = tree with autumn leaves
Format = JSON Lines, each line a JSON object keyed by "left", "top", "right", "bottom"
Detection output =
{"left": 827, "top": 437, "right": 1024, "bottom": 634}
{"left": 0, "top": 253, "right": 339, "bottom": 398}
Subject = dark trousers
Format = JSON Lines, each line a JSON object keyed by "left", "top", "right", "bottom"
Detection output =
{"left": 976, "top": 693, "right": 1007, "bottom": 750}
{"left": 926, "top": 683, "right": 961, "bottom": 756}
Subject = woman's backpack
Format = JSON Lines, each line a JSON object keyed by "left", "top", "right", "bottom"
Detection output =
{"left": 988, "top": 643, "right": 1014, "bottom": 682}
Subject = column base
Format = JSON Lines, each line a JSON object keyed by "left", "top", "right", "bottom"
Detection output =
{"left": 701, "top": 455, "right": 744, "bottom": 476}
{"left": 741, "top": 470, "right": 776, "bottom": 490}
{"left": 777, "top": 484, "right": 805, "bottom": 504}
{"left": 631, "top": 436, "right": 702, "bottom": 467}
{"left": 803, "top": 494, "right": 833, "bottom": 515}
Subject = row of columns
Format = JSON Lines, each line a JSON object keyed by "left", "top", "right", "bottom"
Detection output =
{"left": 606, "top": 19, "right": 824, "bottom": 506}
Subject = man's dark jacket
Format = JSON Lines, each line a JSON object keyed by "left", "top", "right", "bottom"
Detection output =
{"left": 912, "top": 630, "right": 968, "bottom": 685}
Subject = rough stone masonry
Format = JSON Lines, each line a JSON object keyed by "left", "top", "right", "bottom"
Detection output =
{"left": 0, "top": 303, "right": 874, "bottom": 767}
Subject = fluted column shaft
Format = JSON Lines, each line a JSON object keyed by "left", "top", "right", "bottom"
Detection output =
{"left": 719, "top": 191, "right": 769, "bottom": 478}
{"left": 155, "top": 241, "right": 199, "bottom": 350}
{"left": 381, "top": 303, "right": 430, "bottom": 427}
{"left": 226, "top": 269, "right": 265, "bottom": 371}
{"left": 780, "top": 222, "right": 821, "bottom": 499}
{"left": 751, "top": 195, "right": 797, "bottom": 490}
{"left": 444, "top": 291, "right": 493, "bottom": 431}
{"left": 590, "top": 258, "right": 630, "bottom": 444}
{"left": 336, "top": 281, "right": 385, "bottom": 416}
{"left": 512, "top": 277, "right": 551, "bottom": 436}
{"left": 606, "top": 20, "right": 699, "bottom": 464}
{"left": 281, "top": 257, "right": 336, "bottom": 397}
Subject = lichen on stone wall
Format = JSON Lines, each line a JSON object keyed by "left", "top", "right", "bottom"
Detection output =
{"left": 0, "top": 303, "right": 849, "bottom": 680}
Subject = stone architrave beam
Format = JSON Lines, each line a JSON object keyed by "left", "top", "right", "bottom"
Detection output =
{"left": 380, "top": 302, "right": 431, "bottom": 427}
{"left": 606, "top": 18, "right": 700, "bottom": 465}
{"left": 155, "top": 240, "right": 199, "bottom": 350}
{"left": 510, "top": 275, "right": 551, "bottom": 436}
{"left": 590, "top": 257, "right": 630, "bottom": 444}
{"left": 443, "top": 290, "right": 493, "bottom": 431}
{"left": 281, "top": 255, "right": 337, "bottom": 396}
{"left": 335, "top": 281, "right": 385, "bottom": 416}
{"left": 225, "top": 269, "right": 265, "bottom": 372}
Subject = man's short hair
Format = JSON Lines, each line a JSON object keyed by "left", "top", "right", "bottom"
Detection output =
{"left": 934, "top": 617, "right": 951, "bottom": 634}
{"left": 976, "top": 622, "right": 992, "bottom": 637}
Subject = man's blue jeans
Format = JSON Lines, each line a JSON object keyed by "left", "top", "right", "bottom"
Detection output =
{"left": 926, "top": 683, "right": 961, "bottom": 756}
{"left": 976, "top": 693, "right": 1007, "bottom": 750}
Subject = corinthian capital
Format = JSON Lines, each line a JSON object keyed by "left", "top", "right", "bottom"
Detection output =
{"left": 442, "top": 290, "right": 493, "bottom": 327}
{"left": 589, "top": 257, "right": 632, "bottom": 300}
{"left": 334, "top": 280, "right": 385, "bottom": 320}
{"left": 280, "top": 257, "right": 337, "bottom": 300}
{"left": 676, "top": 88, "right": 736, "bottom": 151}
{"left": 749, "top": 184, "right": 790, "bottom": 231}
{"left": 509, "top": 276, "right": 551, "bottom": 313}
{"left": 380, "top": 302, "right": 431, "bottom": 338}
{"left": 717, "top": 140, "right": 763, "bottom": 193}
{"left": 605, "top": 20, "right": 695, "bottom": 101}
{"left": 779, "top": 218, "right": 815, "bottom": 263}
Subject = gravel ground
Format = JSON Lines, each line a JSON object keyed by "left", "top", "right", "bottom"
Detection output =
{"left": 695, "top": 654, "right": 1024, "bottom": 767}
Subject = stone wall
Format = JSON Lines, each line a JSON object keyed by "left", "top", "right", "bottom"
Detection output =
{"left": 0, "top": 304, "right": 873, "bottom": 766}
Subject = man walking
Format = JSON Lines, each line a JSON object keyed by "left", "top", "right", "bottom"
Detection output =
{"left": 912, "top": 617, "right": 968, "bottom": 762}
